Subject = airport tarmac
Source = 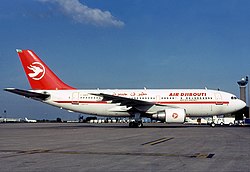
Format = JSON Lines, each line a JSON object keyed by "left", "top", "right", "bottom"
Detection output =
{"left": 0, "top": 123, "right": 250, "bottom": 172}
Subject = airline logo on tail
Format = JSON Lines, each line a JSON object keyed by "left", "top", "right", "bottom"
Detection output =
{"left": 16, "top": 49, "right": 75, "bottom": 90}
{"left": 27, "top": 62, "right": 45, "bottom": 80}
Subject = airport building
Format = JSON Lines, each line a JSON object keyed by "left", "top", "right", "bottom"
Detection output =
{"left": 236, "top": 76, "right": 249, "bottom": 119}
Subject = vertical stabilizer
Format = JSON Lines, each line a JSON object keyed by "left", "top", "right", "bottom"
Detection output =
{"left": 16, "top": 49, "right": 75, "bottom": 90}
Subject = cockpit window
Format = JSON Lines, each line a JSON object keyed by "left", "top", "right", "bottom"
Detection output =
{"left": 231, "top": 96, "right": 237, "bottom": 100}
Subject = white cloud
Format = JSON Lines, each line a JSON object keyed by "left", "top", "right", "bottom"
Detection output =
{"left": 39, "top": 0, "right": 124, "bottom": 27}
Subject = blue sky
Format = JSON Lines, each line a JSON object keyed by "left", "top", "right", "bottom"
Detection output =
{"left": 0, "top": 0, "right": 249, "bottom": 120}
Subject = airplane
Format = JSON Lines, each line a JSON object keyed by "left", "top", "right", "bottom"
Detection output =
{"left": 24, "top": 117, "right": 37, "bottom": 123}
{"left": 4, "top": 49, "right": 246, "bottom": 127}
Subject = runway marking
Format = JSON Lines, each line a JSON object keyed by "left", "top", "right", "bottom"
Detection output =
{"left": 190, "top": 153, "right": 215, "bottom": 158}
{"left": 206, "top": 154, "right": 215, "bottom": 158}
{"left": 0, "top": 149, "right": 214, "bottom": 159}
{"left": 141, "top": 137, "right": 174, "bottom": 146}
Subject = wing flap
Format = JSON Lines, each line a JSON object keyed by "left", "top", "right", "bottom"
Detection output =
{"left": 4, "top": 88, "right": 50, "bottom": 101}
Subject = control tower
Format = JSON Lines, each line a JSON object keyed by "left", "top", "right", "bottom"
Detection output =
{"left": 237, "top": 76, "right": 248, "bottom": 102}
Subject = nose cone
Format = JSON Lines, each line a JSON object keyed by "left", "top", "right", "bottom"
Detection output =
{"left": 237, "top": 99, "right": 246, "bottom": 111}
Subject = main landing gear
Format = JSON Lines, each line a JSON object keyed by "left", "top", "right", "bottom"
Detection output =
{"left": 128, "top": 113, "right": 143, "bottom": 128}
{"left": 210, "top": 116, "right": 216, "bottom": 128}
{"left": 129, "top": 121, "right": 143, "bottom": 128}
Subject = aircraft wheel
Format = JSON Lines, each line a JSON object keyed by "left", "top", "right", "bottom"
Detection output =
{"left": 210, "top": 122, "right": 215, "bottom": 128}
{"left": 137, "top": 122, "right": 143, "bottom": 128}
{"left": 129, "top": 122, "right": 137, "bottom": 128}
{"left": 129, "top": 121, "right": 143, "bottom": 128}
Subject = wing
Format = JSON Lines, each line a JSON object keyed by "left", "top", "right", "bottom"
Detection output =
{"left": 91, "top": 93, "right": 154, "bottom": 106}
{"left": 91, "top": 93, "right": 169, "bottom": 114}
{"left": 4, "top": 88, "right": 50, "bottom": 101}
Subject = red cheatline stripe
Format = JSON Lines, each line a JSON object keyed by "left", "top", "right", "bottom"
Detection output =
{"left": 54, "top": 101, "right": 108, "bottom": 104}
{"left": 158, "top": 101, "right": 229, "bottom": 105}
{"left": 54, "top": 101, "right": 229, "bottom": 105}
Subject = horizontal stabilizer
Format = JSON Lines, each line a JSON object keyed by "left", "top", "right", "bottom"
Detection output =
{"left": 4, "top": 88, "right": 50, "bottom": 101}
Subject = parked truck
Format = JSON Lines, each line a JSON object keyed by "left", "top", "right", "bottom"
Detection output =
{"left": 217, "top": 117, "right": 235, "bottom": 126}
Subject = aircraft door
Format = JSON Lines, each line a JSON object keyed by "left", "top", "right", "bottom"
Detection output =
{"left": 214, "top": 93, "right": 223, "bottom": 105}
{"left": 72, "top": 92, "right": 79, "bottom": 105}
{"left": 156, "top": 95, "right": 161, "bottom": 102}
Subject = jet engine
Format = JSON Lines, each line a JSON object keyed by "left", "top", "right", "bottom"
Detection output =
{"left": 152, "top": 108, "right": 186, "bottom": 123}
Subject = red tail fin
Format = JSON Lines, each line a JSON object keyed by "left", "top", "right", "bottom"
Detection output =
{"left": 16, "top": 49, "right": 75, "bottom": 90}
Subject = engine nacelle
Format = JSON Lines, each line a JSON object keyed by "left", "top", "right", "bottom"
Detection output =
{"left": 152, "top": 108, "right": 186, "bottom": 123}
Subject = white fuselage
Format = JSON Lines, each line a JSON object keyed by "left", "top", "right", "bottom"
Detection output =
{"left": 37, "top": 89, "right": 245, "bottom": 118}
